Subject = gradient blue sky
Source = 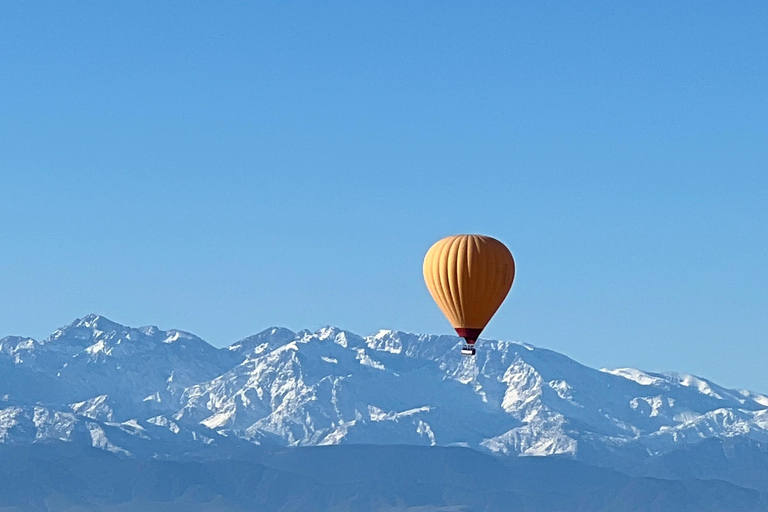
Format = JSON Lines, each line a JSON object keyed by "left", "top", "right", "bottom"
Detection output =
{"left": 2, "top": 2, "right": 767, "bottom": 391}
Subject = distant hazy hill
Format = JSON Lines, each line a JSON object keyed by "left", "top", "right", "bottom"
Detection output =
{"left": 0, "top": 442, "right": 764, "bottom": 512}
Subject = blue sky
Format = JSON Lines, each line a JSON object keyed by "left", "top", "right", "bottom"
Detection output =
{"left": 2, "top": 2, "right": 767, "bottom": 391}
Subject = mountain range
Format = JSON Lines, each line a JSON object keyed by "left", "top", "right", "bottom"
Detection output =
{"left": 2, "top": 314, "right": 768, "bottom": 511}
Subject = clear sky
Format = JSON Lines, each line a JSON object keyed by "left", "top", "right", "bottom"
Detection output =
{"left": 2, "top": 2, "right": 767, "bottom": 391}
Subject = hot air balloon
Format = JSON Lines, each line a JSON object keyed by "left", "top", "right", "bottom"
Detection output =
{"left": 423, "top": 234, "right": 515, "bottom": 356}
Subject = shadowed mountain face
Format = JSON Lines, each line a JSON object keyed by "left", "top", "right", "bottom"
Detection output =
{"left": 0, "top": 442, "right": 765, "bottom": 512}
{"left": 2, "top": 314, "right": 768, "bottom": 508}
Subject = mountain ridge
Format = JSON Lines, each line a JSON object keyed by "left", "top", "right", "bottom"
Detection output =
{"left": 3, "top": 313, "right": 768, "bottom": 494}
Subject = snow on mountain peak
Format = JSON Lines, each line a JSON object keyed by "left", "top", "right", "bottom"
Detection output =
{"left": 2, "top": 315, "right": 767, "bottom": 465}
{"left": 366, "top": 329, "right": 405, "bottom": 354}
{"left": 665, "top": 372, "right": 724, "bottom": 399}
{"left": 314, "top": 326, "right": 367, "bottom": 349}
{"left": 603, "top": 368, "right": 665, "bottom": 386}
{"left": 74, "top": 313, "right": 111, "bottom": 328}
{"left": 227, "top": 327, "right": 297, "bottom": 356}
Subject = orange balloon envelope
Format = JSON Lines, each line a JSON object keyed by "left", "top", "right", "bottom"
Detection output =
{"left": 423, "top": 234, "right": 515, "bottom": 345}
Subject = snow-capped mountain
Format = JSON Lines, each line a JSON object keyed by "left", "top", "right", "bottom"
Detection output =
{"left": 2, "top": 314, "right": 768, "bottom": 469}
{"left": 1, "top": 315, "right": 238, "bottom": 413}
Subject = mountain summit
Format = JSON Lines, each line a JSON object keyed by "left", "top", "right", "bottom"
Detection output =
{"left": 2, "top": 315, "right": 767, "bottom": 474}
